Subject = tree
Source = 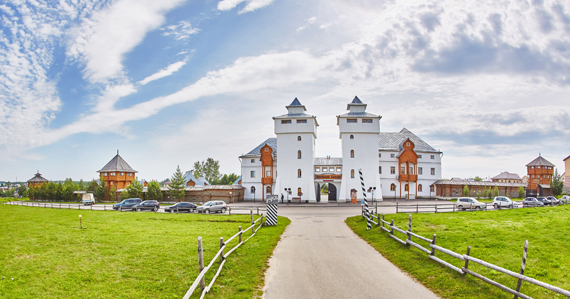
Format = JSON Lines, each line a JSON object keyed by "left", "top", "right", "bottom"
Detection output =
{"left": 120, "top": 190, "right": 129, "bottom": 201}
{"left": 78, "top": 179, "right": 86, "bottom": 191}
{"left": 168, "top": 165, "right": 186, "bottom": 201}
{"left": 19, "top": 185, "right": 28, "bottom": 198}
{"left": 474, "top": 176, "right": 483, "bottom": 182}
{"left": 518, "top": 186, "right": 525, "bottom": 198}
{"left": 462, "top": 185, "right": 469, "bottom": 196}
{"left": 493, "top": 186, "right": 499, "bottom": 197}
{"left": 217, "top": 173, "right": 239, "bottom": 185}
{"left": 552, "top": 170, "right": 564, "bottom": 197}
{"left": 193, "top": 158, "right": 221, "bottom": 184}
{"left": 146, "top": 180, "right": 163, "bottom": 202}
{"left": 126, "top": 180, "right": 143, "bottom": 199}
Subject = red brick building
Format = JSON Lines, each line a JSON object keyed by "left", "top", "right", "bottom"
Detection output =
{"left": 526, "top": 155, "right": 554, "bottom": 196}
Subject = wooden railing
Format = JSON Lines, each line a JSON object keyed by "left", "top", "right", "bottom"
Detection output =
{"left": 182, "top": 213, "right": 265, "bottom": 299}
{"left": 366, "top": 213, "right": 570, "bottom": 299}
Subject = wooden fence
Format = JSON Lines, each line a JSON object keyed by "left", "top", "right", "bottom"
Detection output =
{"left": 364, "top": 213, "right": 570, "bottom": 299}
{"left": 182, "top": 212, "right": 266, "bottom": 299}
{"left": 360, "top": 200, "right": 570, "bottom": 214}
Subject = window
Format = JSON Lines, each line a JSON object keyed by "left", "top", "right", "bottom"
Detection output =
{"left": 336, "top": 167, "right": 342, "bottom": 172}
{"left": 405, "top": 184, "right": 409, "bottom": 191}
{"left": 250, "top": 186, "right": 255, "bottom": 194}
{"left": 266, "top": 186, "right": 271, "bottom": 194}
{"left": 250, "top": 171, "right": 255, "bottom": 178}
{"left": 530, "top": 166, "right": 534, "bottom": 169}
{"left": 102, "top": 173, "right": 107, "bottom": 176}
{"left": 298, "top": 169, "right": 302, "bottom": 178}
{"left": 409, "top": 167, "right": 414, "bottom": 175}
{"left": 298, "top": 188, "right": 302, "bottom": 196}
{"left": 430, "top": 155, "right": 435, "bottom": 159}
{"left": 251, "top": 159, "right": 255, "bottom": 163}
{"left": 418, "top": 167, "right": 423, "bottom": 175}
{"left": 537, "top": 166, "right": 541, "bottom": 169}
{"left": 265, "top": 166, "right": 271, "bottom": 177}
{"left": 298, "top": 150, "right": 302, "bottom": 159}
{"left": 418, "top": 155, "right": 422, "bottom": 159}
{"left": 351, "top": 169, "right": 355, "bottom": 178}
{"left": 431, "top": 168, "right": 435, "bottom": 175}
{"left": 379, "top": 166, "right": 382, "bottom": 174}
{"left": 379, "top": 153, "right": 381, "bottom": 158}
{"left": 418, "top": 184, "right": 423, "bottom": 192}
{"left": 347, "top": 119, "right": 357, "bottom": 123}
{"left": 390, "top": 166, "right": 396, "bottom": 174}
{"left": 315, "top": 167, "right": 320, "bottom": 172}
{"left": 281, "top": 120, "right": 291, "bottom": 124}
{"left": 120, "top": 173, "right": 124, "bottom": 176}
{"left": 350, "top": 135, "right": 354, "bottom": 139}
{"left": 265, "top": 148, "right": 269, "bottom": 151}
{"left": 111, "top": 181, "right": 114, "bottom": 185}
{"left": 430, "top": 185, "right": 434, "bottom": 192}
{"left": 390, "top": 183, "right": 396, "bottom": 191}
{"left": 297, "top": 136, "right": 301, "bottom": 141}
{"left": 297, "top": 119, "right": 307, "bottom": 123}
{"left": 401, "top": 167, "right": 405, "bottom": 174}
{"left": 128, "top": 173, "right": 133, "bottom": 176}
{"left": 350, "top": 150, "right": 354, "bottom": 158}
{"left": 390, "top": 153, "right": 395, "bottom": 158}
{"left": 362, "top": 119, "right": 372, "bottom": 123}
{"left": 537, "top": 175, "right": 540, "bottom": 178}
{"left": 110, "top": 172, "right": 115, "bottom": 176}
{"left": 406, "top": 142, "right": 410, "bottom": 146}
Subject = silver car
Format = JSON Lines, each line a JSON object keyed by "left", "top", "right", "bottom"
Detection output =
{"left": 560, "top": 195, "right": 570, "bottom": 204}
{"left": 455, "top": 197, "right": 487, "bottom": 211}
{"left": 523, "top": 197, "right": 544, "bottom": 207}
{"left": 492, "top": 196, "right": 518, "bottom": 209}
{"left": 196, "top": 201, "right": 227, "bottom": 214}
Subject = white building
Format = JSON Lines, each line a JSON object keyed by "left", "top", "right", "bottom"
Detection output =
{"left": 239, "top": 97, "right": 442, "bottom": 202}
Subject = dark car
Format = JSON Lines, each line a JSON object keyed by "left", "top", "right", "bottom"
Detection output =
{"left": 132, "top": 200, "right": 160, "bottom": 212}
{"left": 546, "top": 196, "right": 560, "bottom": 205}
{"left": 164, "top": 202, "right": 197, "bottom": 213}
{"left": 536, "top": 197, "right": 552, "bottom": 206}
{"left": 113, "top": 198, "right": 142, "bottom": 211}
{"left": 523, "top": 197, "right": 544, "bottom": 207}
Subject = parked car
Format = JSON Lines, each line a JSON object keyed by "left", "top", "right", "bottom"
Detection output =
{"left": 164, "top": 202, "right": 197, "bottom": 213}
{"left": 492, "top": 196, "right": 518, "bottom": 209}
{"left": 455, "top": 197, "right": 487, "bottom": 210}
{"left": 132, "top": 200, "right": 160, "bottom": 212}
{"left": 81, "top": 193, "right": 95, "bottom": 205}
{"left": 523, "top": 197, "right": 544, "bottom": 207}
{"left": 536, "top": 197, "right": 552, "bottom": 206}
{"left": 546, "top": 196, "right": 560, "bottom": 205}
{"left": 113, "top": 198, "right": 142, "bottom": 210}
{"left": 196, "top": 201, "right": 227, "bottom": 214}
{"left": 560, "top": 195, "right": 570, "bottom": 204}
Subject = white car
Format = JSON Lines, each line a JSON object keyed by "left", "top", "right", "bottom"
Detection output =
{"left": 455, "top": 197, "right": 487, "bottom": 211}
{"left": 560, "top": 195, "right": 570, "bottom": 204}
{"left": 492, "top": 196, "right": 518, "bottom": 209}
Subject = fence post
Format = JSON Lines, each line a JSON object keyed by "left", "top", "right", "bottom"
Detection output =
{"left": 376, "top": 212, "right": 380, "bottom": 226}
{"left": 251, "top": 210, "right": 254, "bottom": 233}
{"left": 68, "top": 204, "right": 70, "bottom": 210}
{"left": 463, "top": 246, "right": 471, "bottom": 275}
{"left": 453, "top": 204, "right": 455, "bottom": 213}
{"left": 435, "top": 204, "right": 437, "bottom": 213}
{"left": 416, "top": 204, "right": 419, "bottom": 213}
{"left": 229, "top": 207, "right": 232, "bottom": 216}
{"left": 220, "top": 237, "right": 225, "bottom": 261}
{"left": 396, "top": 201, "right": 399, "bottom": 213}
{"left": 407, "top": 214, "right": 412, "bottom": 247}
{"left": 197, "top": 237, "right": 205, "bottom": 291}
{"left": 390, "top": 219, "right": 394, "bottom": 236}
{"left": 257, "top": 207, "right": 259, "bottom": 215}
{"left": 238, "top": 226, "right": 242, "bottom": 243}
{"left": 513, "top": 240, "right": 529, "bottom": 299}
{"left": 91, "top": 204, "right": 93, "bottom": 210}
{"left": 430, "top": 234, "right": 437, "bottom": 256}
{"left": 381, "top": 214, "right": 385, "bottom": 228}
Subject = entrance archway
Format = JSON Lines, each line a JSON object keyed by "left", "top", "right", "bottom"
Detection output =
{"left": 328, "top": 183, "right": 337, "bottom": 201}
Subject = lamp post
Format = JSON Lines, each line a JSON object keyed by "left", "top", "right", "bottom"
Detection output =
{"left": 372, "top": 187, "right": 376, "bottom": 210}
{"left": 253, "top": 187, "right": 256, "bottom": 203}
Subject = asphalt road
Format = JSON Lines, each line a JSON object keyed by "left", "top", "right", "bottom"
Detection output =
{"left": 262, "top": 206, "right": 440, "bottom": 299}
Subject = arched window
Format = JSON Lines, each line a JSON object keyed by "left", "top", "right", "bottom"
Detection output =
{"left": 297, "top": 136, "right": 301, "bottom": 141}
{"left": 390, "top": 183, "right": 396, "bottom": 191}
{"left": 298, "top": 187, "right": 302, "bottom": 196}
{"left": 266, "top": 185, "right": 271, "bottom": 194}
{"left": 418, "top": 184, "right": 423, "bottom": 192}
{"left": 250, "top": 186, "right": 255, "bottom": 194}
{"left": 298, "top": 169, "right": 302, "bottom": 178}
{"left": 298, "top": 150, "right": 302, "bottom": 159}
{"left": 350, "top": 135, "right": 354, "bottom": 139}
{"left": 405, "top": 184, "right": 409, "bottom": 191}
{"left": 350, "top": 150, "right": 354, "bottom": 158}
{"left": 351, "top": 169, "right": 355, "bottom": 178}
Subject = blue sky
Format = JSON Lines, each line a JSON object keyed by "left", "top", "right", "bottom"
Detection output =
{"left": 1, "top": 0, "right": 569, "bottom": 183}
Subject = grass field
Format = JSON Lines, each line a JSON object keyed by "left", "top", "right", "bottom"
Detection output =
{"left": 0, "top": 204, "right": 289, "bottom": 298}
{"left": 347, "top": 206, "right": 570, "bottom": 299}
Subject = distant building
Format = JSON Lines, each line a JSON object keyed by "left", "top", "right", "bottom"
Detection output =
{"left": 564, "top": 155, "right": 570, "bottom": 187}
{"left": 526, "top": 154, "right": 555, "bottom": 197}
{"left": 491, "top": 172, "right": 522, "bottom": 183}
{"left": 432, "top": 180, "right": 525, "bottom": 199}
{"left": 27, "top": 171, "right": 49, "bottom": 188}
{"left": 98, "top": 151, "right": 137, "bottom": 191}
{"left": 183, "top": 170, "right": 209, "bottom": 187}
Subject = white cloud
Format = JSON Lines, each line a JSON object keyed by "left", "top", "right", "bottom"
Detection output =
{"left": 138, "top": 60, "right": 188, "bottom": 86}
{"left": 297, "top": 16, "right": 317, "bottom": 32}
{"left": 217, "top": 0, "right": 275, "bottom": 14}
{"left": 162, "top": 21, "right": 200, "bottom": 40}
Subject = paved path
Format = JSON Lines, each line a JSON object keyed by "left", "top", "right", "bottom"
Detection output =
{"left": 262, "top": 206, "right": 439, "bottom": 299}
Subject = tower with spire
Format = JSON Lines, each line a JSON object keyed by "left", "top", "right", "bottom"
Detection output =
{"left": 98, "top": 151, "right": 138, "bottom": 192}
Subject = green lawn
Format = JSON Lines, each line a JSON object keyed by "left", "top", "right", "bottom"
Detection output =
{"left": 0, "top": 204, "right": 289, "bottom": 298}
{"left": 347, "top": 206, "right": 570, "bottom": 299}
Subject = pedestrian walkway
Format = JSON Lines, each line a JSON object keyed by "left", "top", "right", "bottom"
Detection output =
{"left": 262, "top": 206, "right": 439, "bottom": 299}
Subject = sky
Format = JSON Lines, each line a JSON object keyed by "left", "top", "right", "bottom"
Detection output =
{"left": 1, "top": 0, "right": 570, "bottom": 183}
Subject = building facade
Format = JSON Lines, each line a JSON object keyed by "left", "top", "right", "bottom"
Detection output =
{"left": 526, "top": 155, "right": 555, "bottom": 196}
{"left": 432, "top": 180, "right": 525, "bottom": 198}
{"left": 491, "top": 172, "right": 522, "bottom": 183}
{"left": 27, "top": 171, "right": 49, "bottom": 188}
{"left": 564, "top": 155, "right": 570, "bottom": 187}
{"left": 239, "top": 97, "right": 443, "bottom": 202}
{"left": 98, "top": 151, "right": 137, "bottom": 191}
